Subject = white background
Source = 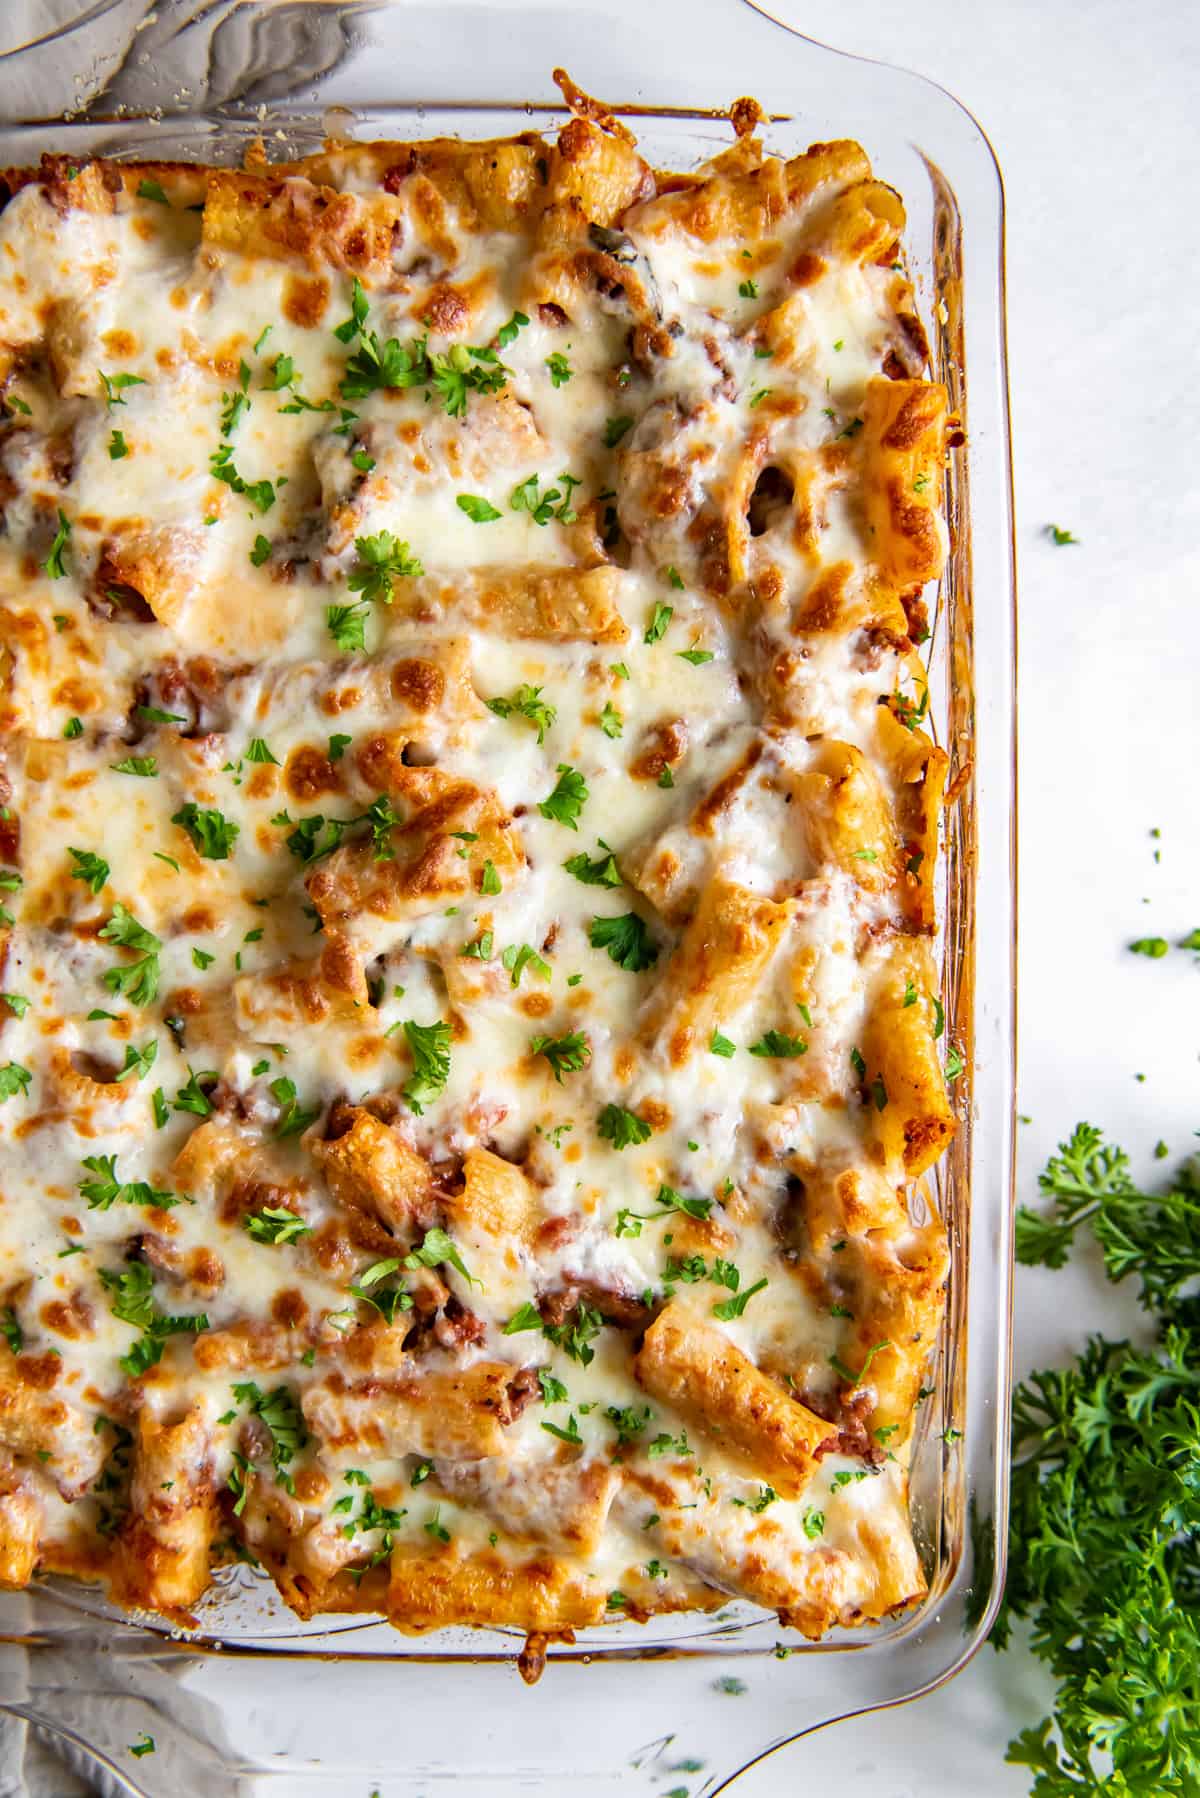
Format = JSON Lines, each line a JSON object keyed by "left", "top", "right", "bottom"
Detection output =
{"left": 737, "top": 0, "right": 1200, "bottom": 1792}
{"left": 2, "top": 4, "right": 1196, "bottom": 1794}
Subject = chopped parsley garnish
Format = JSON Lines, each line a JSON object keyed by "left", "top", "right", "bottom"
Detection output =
{"left": 327, "top": 602, "right": 369, "bottom": 651}
{"left": 644, "top": 602, "right": 673, "bottom": 644}
{"left": 712, "top": 1277, "right": 769, "bottom": 1321}
{"left": 828, "top": 1339, "right": 892, "bottom": 1387}
{"left": 538, "top": 764, "right": 589, "bottom": 829}
{"left": 530, "top": 1030, "right": 591, "bottom": 1082}
{"left": 501, "top": 943, "right": 551, "bottom": 987}
{"left": 99, "top": 1261, "right": 207, "bottom": 1377}
{"left": 588, "top": 912, "right": 658, "bottom": 972}
{"left": 100, "top": 371, "right": 146, "bottom": 409}
{"left": 731, "top": 1485, "right": 778, "bottom": 1513}
{"left": 108, "top": 429, "right": 129, "bottom": 460}
{"left": 502, "top": 1302, "right": 543, "bottom": 1335}
{"left": 111, "top": 755, "right": 157, "bottom": 778}
{"left": 510, "top": 471, "right": 580, "bottom": 526}
{"left": 564, "top": 843, "right": 622, "bottom": 887}
{"left": 891, "top": 686, "right": 930, "bottom": 732}
{"left": 597, "top": 1103, "right": 652, "bottom": 1150}
{"left": 191, "top": 947, "right": 215, "bottom": 972}
{"left": 171, "top": 801, "right": 240, "bottom": 860}
{"left": 606, "top": 1403, "right": 650, "bottom": 1445}
{"left": 249, "top": 533, "right": 271, "bottom": 567}
{"left": 647, "top": 1429, "right": 692, "bottom": 1460}
{"left": 1046, "top": 523, "right": 1079, "bottom": 546}
{"left": 480, "top": 859, "right": 502, "bottom": 896}
{"left": 1130, "top": 936, "right": 1169, "bottom": 958}
{"left": 738, "top": 278, "right": 759, "bottom": 298}
{"left": 423, "top": 1507, "right": 451, "bottom": 1544}
{"left": 270, "top": 1075, "right": 320, "bottom": 1138}
{"left": 129, "top": 1734, "right": 156, "bottom": 1758}
{"left": 1, "top": 993, "right": 29, "bottom": 1018}
{"left": 709, "top": 1029, "right": 736, "bottom": 1058}
{"left": 0, "top": 1064, "right": 32, "bottom": 1103}
{"left": 99, "top": 905, "right": 162, "bottom": 1007}
{"left": 173, "top": 1067, "right": 217, "bottom": 1117}
{"left": 802, "top": 1508, "right": 826, "bottom": 1539}
{"left": 115, "top": 1039, "right": 158, "bottom": 1082}
{"left": 348, "top": 530, "right": 424, "bottom": 603}
{"left": 541, "top": 1413, "right": 583, "bottom": 1448}
{"left": 137, "top": 178, "right": 169, "bottom": 205}
{"left": 616, "top": 1185, "right": 712, "bottom": 1238}
{"left": 603, "top": 415, "right": 634, "bottom": 448}
{"left": 543, "top": 1301, "right": 603, "bottom": 1366}
{"left": 68, "top": 847, "right": 109, "bottom": 894}
{"left": 456, "top": 493, "right": 503, "bottom": 523}
{"left": 244, "top": 1206, "right": 311, "bottom": 1246}
{"left": 232, "top": 1380, "right": 307, "bottom": 1487}
{"left": 209, "top": 443, "right": 275, "bottom": 513}
{"left": 538, "top": 1368, "right": 569, "bottom": 1405}
{"left": 496, "top": 310, "right": 529, "bottom": 349}
{"left": 401, "top": 1018, "right": 452, "bottom": 1115}
{"left": 545, "top": 352, "right": 572, "bottom": 386}
{"left": 676, "top": 645, "right": 714, "bottom": 666}
{"left": 349, "top": 1258, "right": 413, "bottom": 1325}
{"left": 486, "top": 683, "right": 557, "bottom": 743}
{"left": 63, "top": 716, "right": 84, "bottom": 738}
{"left": 44, "top": 509, "right": 71, "bottom": 580}
{"left": 79, "top": 1153, "right": 175, "bottom": 1212}
{"left": 748, "top": 1030, "right": 808, "bottom": 1059}
{"left": 598, "top": 700, "right": 623, "bottom": 739}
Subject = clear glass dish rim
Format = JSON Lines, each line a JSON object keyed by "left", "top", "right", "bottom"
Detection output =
{"left": 0, "top": 0, "right": 1018, "bottom": 1780}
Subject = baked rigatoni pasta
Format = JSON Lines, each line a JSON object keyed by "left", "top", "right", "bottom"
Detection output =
{"left": 0, "top": 71, "right": 958, "bottom": 1667}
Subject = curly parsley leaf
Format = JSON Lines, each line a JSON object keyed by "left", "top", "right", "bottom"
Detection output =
{"left": 538, "top": 764, "right": 589, "bottom": 830}
{"left": 68, "top": 847, "right": 110, "bottom": 895}
{"left": 79, "top": 1153, "right": 176, "bottom": 1211}
{"left": 99, "top": 904, "right": 162, "bottom": 1008}
{"left": 588, "top": 911, "right": 658, "bottom": 973}
{"left": 530, "top": 1030, "right": 591, "bottom": 1083}
{"left": 486, "top": 684, "right": 557, "bottom": 744}
{"left": 597, "top": 1103, "right": 652, "bottom": 1150}
{"left": 401, "top": 1018, "right": 451, "bottom": 1115}
{"left": 348, "top": 530, "right": 424, "bottom": 604}
{"left": 244, "top": 1206, "right": 311, "bottom": 1246}
{"left": 171, "top": 801, "right": 239, "bottom": 861}
{"left": 563, "top": 843, "right": 622, "bottom": 888}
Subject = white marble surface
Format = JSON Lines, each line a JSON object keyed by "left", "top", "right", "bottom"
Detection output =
{"left": 735, "top": 0, "right": 1200, "bottom": 1791}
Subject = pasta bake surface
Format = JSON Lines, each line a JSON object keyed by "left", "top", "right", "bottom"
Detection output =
{"left": 0, "top": 73, "right": 957, "bottom": 1659}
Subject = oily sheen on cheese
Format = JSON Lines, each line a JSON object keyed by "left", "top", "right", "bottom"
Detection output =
{"left": 0, "top": 76, "right": 957, "bottom": 1656}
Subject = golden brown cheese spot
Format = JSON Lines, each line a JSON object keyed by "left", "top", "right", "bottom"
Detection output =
{"left": 271, "top": 1288, "right": 309, "bottom": 1329}
{"left": 40, "top": 1292, "right": 93, "bottom": 1339}
{"left": 14, "top": 1353, "right": 60, "bottom": 1391}
{"left": 285, "top": 745, "right": 342, "bottom": 802}
{"left": 691, "top": 740, "right": 764, "bottom": 836}
{"left": 630, "top": 718, "right": 688, "bottom": 782}
{"left": 186, "top": 1247, "right": 225, "bottom": 1294}
{"left": 282, "top": 272, "right": 330, "bottom": 327}
{"left": 789, "top": 249, "right": 827, "bottom": 286}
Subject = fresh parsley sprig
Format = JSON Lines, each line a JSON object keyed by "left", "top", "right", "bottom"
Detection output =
{"left": 997, "top": 1125, "right": 1200, "bottom": 1793}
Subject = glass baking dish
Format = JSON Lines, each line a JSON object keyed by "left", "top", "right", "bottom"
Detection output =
{"left": 0, "top": 1, "right": 1017, "bottom": 1790}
